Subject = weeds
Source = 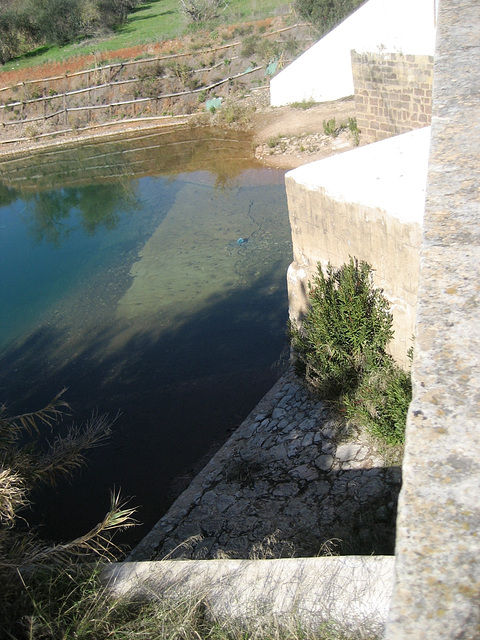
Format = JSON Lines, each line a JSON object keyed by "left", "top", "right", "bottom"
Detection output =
{"left": 347, "top": 117, "right": 360, "bottom": 146}
{"left": 343, "top": 360, "right": 412, "bottom": 445}
{"left": 241, "top": 34, "right": 282, "bottom": 62}
{"left": 322, "top": 118, "right": 345, "bottom": 137}
{"left": 323, "top": 117, "right": 361, "bottom": 145}
{"left": 1, "top": 560, "right": 381, "bottom": 639}
{"left": 267, "top": 134, "right": 286, "bottom": 151}
{"left": 232, "top": 24, "right": 255, "bottom": 37}
{"left": 168, "top": 61, "right": 195, "bottom": 84}
{"left": 212, "top": 101, "right": 254, "bottom": 127}
{"left": 290, "top": 99, "right": 317, "bottom": 109}
{"left": 0, "top": 392, "right": 136, "bottom": 637}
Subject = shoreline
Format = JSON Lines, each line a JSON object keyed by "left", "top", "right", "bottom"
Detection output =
{"left": 0, "top": 95, "right": 357, "bottom": 169}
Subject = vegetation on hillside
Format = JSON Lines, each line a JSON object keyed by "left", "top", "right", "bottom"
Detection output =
{"left": 0, "top": 0, "right": 369, "bottom": 71}
{"left": 0, "top": 0, "right": 292, "bottom": 71}
{"left": 289, "top": 258, "right": 411, "bottom": 446}
{"left": 0, "top": 0, "right": 143, "bottom": 64}
{"left": 294, "top": 0, "right": 365, "bottom": 36}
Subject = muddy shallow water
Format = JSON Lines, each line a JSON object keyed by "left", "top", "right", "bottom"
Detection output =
{"left": 0, "top": 127, "right": 293, "bottom": 547}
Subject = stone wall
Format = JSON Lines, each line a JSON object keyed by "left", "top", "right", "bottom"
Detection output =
{"left": 352, "top": 51, "right": 433, "bottom": 142}
{"left": 285, "top": 126, "right": 430, "bottom": 368}
{"left": 385, "top": 0, "right": 480, "bottom": 636}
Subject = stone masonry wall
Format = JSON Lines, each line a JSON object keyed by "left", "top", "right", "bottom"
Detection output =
{"left": 352, "top": 52, "right": 433, "bottom": 143}
{"left": 385, "top": 0, "right": 480, "bottom": 636}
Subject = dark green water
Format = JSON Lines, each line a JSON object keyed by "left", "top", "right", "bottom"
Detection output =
{"left": 0, "top": 127, "right": 292, "bottom": 547}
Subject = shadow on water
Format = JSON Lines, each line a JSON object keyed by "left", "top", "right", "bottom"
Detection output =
{"left": 1, "top": 264, "right": 289, "bottom": 548}
{"left": 0, "top": 126, "right": 292, "bottom": 550}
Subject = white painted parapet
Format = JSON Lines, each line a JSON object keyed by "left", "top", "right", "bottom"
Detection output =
{"left": 270, "top": 0, "right": 437, "bottom": 106}
{"left": 286, "top": 126, "right": 431, "bottom": 365}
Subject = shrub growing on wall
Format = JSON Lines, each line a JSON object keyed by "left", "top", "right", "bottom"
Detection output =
{"left": 290, "top": 257, "right": 411, "bottom": 445}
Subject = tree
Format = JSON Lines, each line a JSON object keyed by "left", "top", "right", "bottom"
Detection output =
{"left": 179, "top": 0, "right": 230, "bottom": 23}
{"left": 0, "top": 0, "right": 143, "bottom": 64}
{"left": 98, "top": 0, "right": 142, "bottom": 28}
{"left": 0, "top": 4, "right": 31, "bottom": 64}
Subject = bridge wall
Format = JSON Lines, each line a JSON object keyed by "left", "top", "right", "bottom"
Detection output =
{"left": 386, "top": 0, "right": 480, "bottom": 636}
{"left": 352, "top": 51, "right": 433, "bottom": 142}
{"left": 285, "top": 126, "right": 430, "bottom": 367}
{"left": 270, "top": 0, "right": 436, "bottom": 107}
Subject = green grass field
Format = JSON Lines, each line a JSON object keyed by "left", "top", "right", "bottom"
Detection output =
{"left": 2, "top": 0, "right": 291, "bottom": 72}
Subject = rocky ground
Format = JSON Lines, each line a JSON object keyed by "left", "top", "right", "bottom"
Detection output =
{"left": 249, "top": 91, "right": 358, "bottom": 169}
{"left": 131, "top": 368, "right": 401, "bottom": 562}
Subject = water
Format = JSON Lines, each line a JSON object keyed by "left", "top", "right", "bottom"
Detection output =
{"left": 0, "top": 127, "right": 292, "bottom": 548}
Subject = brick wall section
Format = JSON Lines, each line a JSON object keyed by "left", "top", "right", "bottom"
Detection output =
{"left": 352, "top": 52, "right": 433, "bottom": 142}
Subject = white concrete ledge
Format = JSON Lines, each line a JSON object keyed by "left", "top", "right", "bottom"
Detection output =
{"left": 103, "top": 556, "right": 394, "bottom": 634}
{"left": 285, "top": 126, "right": 430, "bottom": 365}
{"left": 287, "top": 126, "right": 431, "bottom": 225}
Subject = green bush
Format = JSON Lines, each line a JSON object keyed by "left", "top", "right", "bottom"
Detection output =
{"left": 323, "top": 117, "right": 348, "bottom": 137}
{"left": 290, "top": 258, "right": 411, "bottom": 445}
{"left": 343, "top": 360, "right": 412, "bottom": 445}
{"left": 348, "top": 116, "right": 360, "bottom": 146}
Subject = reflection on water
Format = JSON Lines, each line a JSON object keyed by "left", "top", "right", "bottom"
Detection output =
{"left": 0, "top": 127, "right": 292, "bottom": 546}
{"left": 24, "top": 182, "right": 139, "bottom": 245}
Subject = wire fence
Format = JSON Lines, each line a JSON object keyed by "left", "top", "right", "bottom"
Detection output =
{"left": 0, "top": 23, "right": 310, "bottom": 145}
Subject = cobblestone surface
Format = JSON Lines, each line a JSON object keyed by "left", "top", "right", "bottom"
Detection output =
{"left": 131, "top": 368, "right": 401, "bottom": 561}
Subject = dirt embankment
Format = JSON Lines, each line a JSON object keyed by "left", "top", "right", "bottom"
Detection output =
{"left": 0, "top": 17, "right": 359, "bottom": 167}
{"left": 249, "top": 92, "right": 357, "bottom": 169}
{"left": 0, "top": 96, "right": 358, "bottom": 167}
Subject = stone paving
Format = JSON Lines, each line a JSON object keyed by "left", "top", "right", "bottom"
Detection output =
{"left": 130, "top": 368, "right": 402, "bottom": 562}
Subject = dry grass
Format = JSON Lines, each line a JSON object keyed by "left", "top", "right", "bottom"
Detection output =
{"left": 0, "top": 560, "right": 382, "bottom": 639}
